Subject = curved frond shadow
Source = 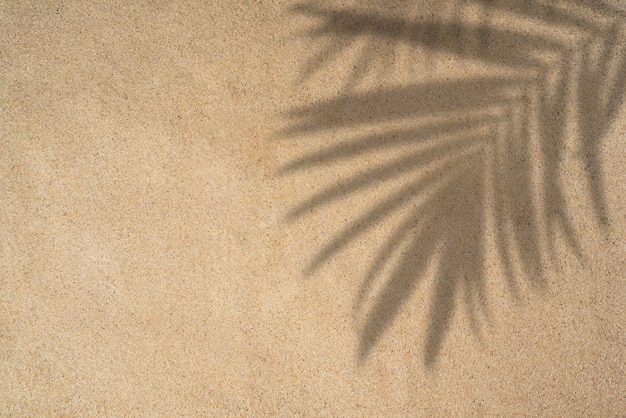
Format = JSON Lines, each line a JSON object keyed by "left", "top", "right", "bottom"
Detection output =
{"left": 281, "top": 0, "right": 626, "bottom": 368}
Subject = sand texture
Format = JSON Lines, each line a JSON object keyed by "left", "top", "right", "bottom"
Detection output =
{"left": 2, "top": 0, "right": 625, "bottom": 415}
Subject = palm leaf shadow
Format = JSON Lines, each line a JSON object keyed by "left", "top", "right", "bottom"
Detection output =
{"left": 281, "top": 0, "right": 626, "bottom": 368}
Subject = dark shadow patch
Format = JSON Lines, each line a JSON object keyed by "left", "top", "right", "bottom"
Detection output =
{"left": 281, "top": 0, "right": 626, "bottom": 368}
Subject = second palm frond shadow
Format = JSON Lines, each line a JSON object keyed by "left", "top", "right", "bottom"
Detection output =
{"left": 280, "top": 0, "right": 626, "bottom": 368}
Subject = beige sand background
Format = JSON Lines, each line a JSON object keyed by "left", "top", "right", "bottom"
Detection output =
{"left": 1, "top": 0, "right": 625, "bottom": 415}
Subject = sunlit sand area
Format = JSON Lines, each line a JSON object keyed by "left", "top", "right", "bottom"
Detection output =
{"left": 2, "top": 1, "right": 625, "bottom": 415}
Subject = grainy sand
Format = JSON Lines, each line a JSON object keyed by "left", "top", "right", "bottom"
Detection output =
{"left": 2, "top": 1, "right": 625, "bottom": 415}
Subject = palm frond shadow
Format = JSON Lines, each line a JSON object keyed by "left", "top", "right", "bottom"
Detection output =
{"left": 281, "top": 0, "right": 626, "bottom": 368}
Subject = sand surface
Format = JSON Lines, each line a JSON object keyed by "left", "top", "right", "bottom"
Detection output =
{"left": 2, "top": 1, "right": 625, "bottom": 415}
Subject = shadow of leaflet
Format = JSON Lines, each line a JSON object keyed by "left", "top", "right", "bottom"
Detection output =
{"left": 281, "top": 0, "right": 626, "bottom": 368}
